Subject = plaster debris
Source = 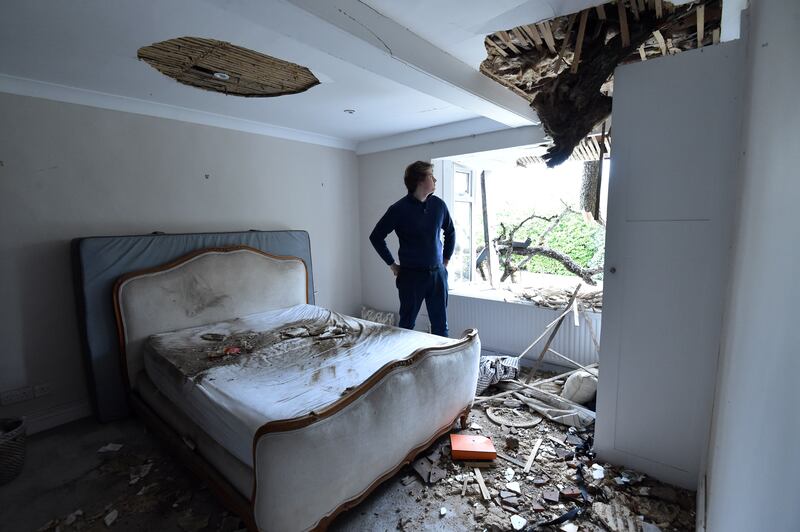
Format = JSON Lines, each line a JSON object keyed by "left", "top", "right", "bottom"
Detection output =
{"left": 103, "top": 509, "right": 118, "bottom": 527}
{"left": 510, "top": 514, "right": 527, "bottom": 530}
{"left": 64, "top": 509, "right": 83, "bottom": 526}
{"left": 504, "top": 467, "right": 516, "bottom": 481}
{"left": 129, "top": 462, "right": 153, "bottom": 485}
{"left": 97, "top": 443, "right": 123, "bottom": 453}
{"left": 439, "top": 507, "right": 447, "bottom": 517}
{"left": 506, "top": 481, "right": 522, "bottom": 494}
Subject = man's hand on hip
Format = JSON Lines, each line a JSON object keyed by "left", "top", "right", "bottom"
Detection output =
{"left": 390, "top": 263, "right": 400, "bottom": 276}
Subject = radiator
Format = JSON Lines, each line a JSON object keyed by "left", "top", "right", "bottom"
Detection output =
{"left": 446, "top": 294, "right": 601, "bottom": 368}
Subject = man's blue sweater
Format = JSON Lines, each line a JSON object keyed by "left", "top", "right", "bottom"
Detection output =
{"left": 370, "top": 193, "right": 455, "bottom": 268}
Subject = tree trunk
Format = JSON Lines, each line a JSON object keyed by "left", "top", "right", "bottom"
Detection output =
{"left": 580, "top": 161, "right": 600, "bottom": 216}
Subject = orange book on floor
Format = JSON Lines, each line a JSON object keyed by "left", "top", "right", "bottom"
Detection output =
{"left": 450, "top": 433, "right": 497, "bottom": 461}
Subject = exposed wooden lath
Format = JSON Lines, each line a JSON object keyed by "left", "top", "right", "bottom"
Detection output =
{"left": 137, "top": 37, "right": 320, "bottom": 98}
{"left": 516, "top": 133, "right": 612, "bottom": 167}
{"left": 481, "top": 0, "right": 722, "bottom": 167}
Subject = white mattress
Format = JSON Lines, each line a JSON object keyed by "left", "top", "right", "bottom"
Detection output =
{"left": 142, "top": 304, "right": 456, "bottom": 466}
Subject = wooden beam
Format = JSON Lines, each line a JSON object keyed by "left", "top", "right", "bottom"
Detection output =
{"left": 497, "top": 30, "right": 522, "bottom": 54}
{"left": 523, "top": 438, "right": 543, "bottom": 473}
{"left": 474, "top": 468, "right": 491, "bottom": 500}
{"left": 571, "top": 9, "right": 590, "bottom": 73}
{"left": 557, "top": 13, "right": 578, "bottom": 70}
{"left": 524, "top": 285, "right": 582, "bottom": 383}
{"left": 629, "top": 0, "right": 640, "bottom": 22}
{"left": 655, "top": 0, "right": 663, "bottom": 19}
{"left": 511, "top": 27, "right": 531, "bottom": 49}
{"left": 712, "top": 28, "right": 720, "bottom": 44}
{"left": 697, "top": 5, "right": 705, "bottom": 48}
{"left": 617, "top": 1, "right": 631, "bottom": 47}
{"left": 653, "top": 30, "right": 667, "bottom": 55}
{"left": 596, "top": 4, "right": 607, "bottom": 20}
{"left": 486, "top": 36, "right": 508, "bottom": 57}
{"left": 524, "top": 24, "right": 544, "bottom": 49}
{"left": 538, "top": 21, "right": 557, "bottom": 54}
{"left": 638, "top": 44, "right": 647, "bottom": 60}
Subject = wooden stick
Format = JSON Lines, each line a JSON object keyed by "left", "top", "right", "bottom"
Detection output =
{"left": 461, "top": 476, "right": 469, "bottom": 496}
{"left": 523, "top": 24, "right": 544, "bottom": 49}
{"left": 571, "top": 10, "right": 589, "bottom": 74}
{"left": 497, "top": 452, "right": 526, "bottom": 469}
{"left": 497, "top": 30, "right": 522, "bottom": 54}
{"left": 486, "top": 37, "right": 508, "bottom": 57}
{"left": 524, "top": 285, "right": 582, "bottom": 383}
{"left": 523, "top": 438, "right": 543, "bottom": 473}
{"left": 653, "top": 30, "right": 667, "bottom": 55}
{"left": 538, "top": 21, "right": 557, "bottom": 54}
{"left": 473, "top": 363, "right": 599, "bottom": 404}
{"left": 548, "top": 435, "right": 571, "bottom": 448}
{"left": 474, "top": 468, "right": 491, "bottom": 500}
{"left": 629, "top": 0, "right": 640, "bottom": 22}
{"left": 511, "top": 27, "right": 531, "bottom": 49}
{"left": 595, "top": 4, "right": 606, "bottom": 20}
{"left": 572, "top": 297, "right": 580, "bottom": 327}
{"left": 581, "top": 309, "right": 601, "bottom": 353}
{"left": 638, "top": 44, "right": 647, "bottom": 61}
{"left": 712, "top": 28, "right": 720, "bottom": 45}
{"left": 618, "top": 0, "right": 631, "bottom": 47}
{"left": 696, "top": 5, "right": 705, "bottom": 48}
{"left": 655, "top": 0, "right": 663, "bottom": 19}
{"left": 547, "top": 347, "right": 596, "bottom": 375}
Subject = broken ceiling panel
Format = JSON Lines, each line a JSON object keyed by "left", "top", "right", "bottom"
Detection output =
{"left": 517, "top": 131, "right": 612, "bottom": 167}
{"left": 481, "top": 0, "right": 722, "bottom": 167}
{"left": 137, "top": 37, "right": 320, "bottom": 97}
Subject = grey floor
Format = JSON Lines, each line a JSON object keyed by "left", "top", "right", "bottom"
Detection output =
{"left": 0, "top": 409, "right": 696, "bottom": 531}
{"left": 0, "top": 416, "right": 476, "bottom": 532}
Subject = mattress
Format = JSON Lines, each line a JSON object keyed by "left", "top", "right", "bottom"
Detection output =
{"left": 142, "top": 304, "right": 456, "bottom": 466}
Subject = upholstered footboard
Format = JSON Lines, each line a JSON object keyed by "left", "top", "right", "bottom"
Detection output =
{"left": 252, "top": 330, "right": 480, "bottom": 532}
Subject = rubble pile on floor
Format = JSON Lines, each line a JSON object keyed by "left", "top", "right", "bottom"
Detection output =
{"left": 400, "top": 376, "right": 695, "bottom": 532}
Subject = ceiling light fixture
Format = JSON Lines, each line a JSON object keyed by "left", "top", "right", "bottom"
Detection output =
{"left": 213, "top": 72, "right": 230, "bottom": 81}
{"left": 343, "top": 109, "right": 356, "bottom": 114}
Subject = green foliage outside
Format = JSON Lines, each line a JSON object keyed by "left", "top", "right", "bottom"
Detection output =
{"left": 489, "top": 211, "right": 606, "bottom": 278}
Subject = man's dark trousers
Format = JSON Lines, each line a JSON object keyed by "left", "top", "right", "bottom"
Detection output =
{"left": 396, "top": 265, "right": 449, "bottom": 337}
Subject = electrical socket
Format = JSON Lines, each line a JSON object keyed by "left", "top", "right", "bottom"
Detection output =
{"left": 34, "top": 383, "right": 52, "bottom": 398}
{"left": 0, "top": 386, "right": 35, "bottom": 405}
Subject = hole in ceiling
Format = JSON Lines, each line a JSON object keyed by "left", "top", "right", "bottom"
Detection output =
{"left": 137, "top": 37, "right": 320, "bottom": 98}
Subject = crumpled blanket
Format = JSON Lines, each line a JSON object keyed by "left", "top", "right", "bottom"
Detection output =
{"left": 475, "top": 355, "right": 520, "bottom": 395}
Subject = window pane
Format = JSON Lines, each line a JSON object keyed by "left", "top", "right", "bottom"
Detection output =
{"left": 451, "top": 201, "right": 472, "bottom": 283}
{"left": 455, "top": 170, "right": 471, "bottom": 196}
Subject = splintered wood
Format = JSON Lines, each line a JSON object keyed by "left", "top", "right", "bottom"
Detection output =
{"left": 480, "top": 0, "right": 723, "bottom": 167}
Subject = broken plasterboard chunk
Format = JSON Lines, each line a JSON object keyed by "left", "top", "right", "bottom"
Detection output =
{"left": 510, "top": 514, "right": 527, "bottom": 530}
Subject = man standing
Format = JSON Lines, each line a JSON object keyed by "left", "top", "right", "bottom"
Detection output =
{"left": 369, "top": 161, "right": 455, "bottom": 337}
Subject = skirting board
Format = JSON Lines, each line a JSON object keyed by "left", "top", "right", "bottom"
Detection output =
{"left": 25, "top": 400, "right": 92, "bottom": 435}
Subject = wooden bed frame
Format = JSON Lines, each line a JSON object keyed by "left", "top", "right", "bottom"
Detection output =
{"left": 112, "top": 246, "right": 480, "bottom": 531}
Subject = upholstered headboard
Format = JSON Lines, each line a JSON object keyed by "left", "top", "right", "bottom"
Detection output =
{"left": 72, "top": 230, "right": 314, "bottom": 421}
{"left": 114, "top": 247, "right": 308, "bottom": 390}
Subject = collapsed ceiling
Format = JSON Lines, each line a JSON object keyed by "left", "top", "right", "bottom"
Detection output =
{"left": 481, "top": 0, "right": 722, "bottom": 167}
{"left": 137, "top": 37, "right": 320, "bottom": 98}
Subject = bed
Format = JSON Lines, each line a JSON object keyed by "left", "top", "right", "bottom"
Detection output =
{"left": 111, "top": 244, "right": 481, "bottom": 531}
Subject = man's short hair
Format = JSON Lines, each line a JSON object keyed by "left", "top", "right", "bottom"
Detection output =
{"left": 404, "top": 161, "right": 433, "bottom": 194}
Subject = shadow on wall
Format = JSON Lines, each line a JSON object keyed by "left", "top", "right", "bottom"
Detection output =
{"left": 13, "top": 239, "right": 91, "bottom": 413}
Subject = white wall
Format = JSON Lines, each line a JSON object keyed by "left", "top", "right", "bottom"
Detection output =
{"left": 358, "top": 125, "right": 546, "bottom": 322}
{"left": 705, "top": 0, "right": 800, "bottom": 530}
{"left": 0, "top": 92, "right": 361, "bottom": 431}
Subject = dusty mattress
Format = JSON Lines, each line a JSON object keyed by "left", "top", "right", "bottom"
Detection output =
{"left": 143, "top": 304, "right": 456, "bottom": 466}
